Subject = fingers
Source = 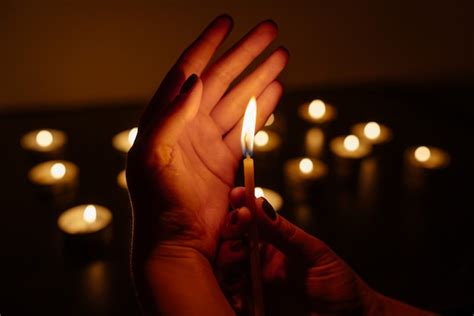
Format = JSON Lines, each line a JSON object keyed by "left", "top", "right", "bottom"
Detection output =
{"left": 221, "top": 207, "right": 252, "bottom": 240}
{"left": 148, "top": 74, "right": 202, "bottom": 147}
{"left": 223, "top": 80, "right": 284, "bottom": 157}
{"left": 254, "top": 197, "right": 330, "bottom": 265}
{"left": 139, "top": 15, "right": 233, "bottom": 130}
{"left": 200, "top": 20, "right": 278, "bottom": 114}
{"left": 211, "top": 47, "right": 288, "bottom": 134}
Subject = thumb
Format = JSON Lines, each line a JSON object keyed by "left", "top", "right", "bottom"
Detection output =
{"left": 254, "top": 197, "right": 329, "bottom": 265}
{"left": 151, "top": 74, "right": 202, "bottom": 144}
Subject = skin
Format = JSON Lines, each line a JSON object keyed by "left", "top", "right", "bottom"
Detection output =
{"left": 126, "top": 15, "right": 440, "bottom": 316}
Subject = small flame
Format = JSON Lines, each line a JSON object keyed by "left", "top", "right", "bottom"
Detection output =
{"left": 414, "top": 146, "right": 431, "bottom": 162}
{"left": 254, "top": 131, "right": 269, "bottom": 147}
{"left": 240, "top": 97, "right": 257, "bottom": 156}
{"left": 344, "top": 135, "right": 360, "bottom": 152}
{"left": 308, "top": 99, "right": 326, "bottom": 119}
{"left": 254, "top": 187, "right": 265, "bottom": 198}
{"left": 364, "top": 122, "right": 381, "bottom": 140}
{"left": 265, "top": 114, "right": 275, "bottom": 127}
{"left": 128, "top": 127, "right": 138, "bottom": 146}
{"left": 50, "top": 162, "right": 66, "bottom": 179}
{"left": 299, "top": 158, "right": 314, "bottom": 174}
{"left": 83, "top": 205, "right": 97, "bottom": 223}
{"left": 36, "top": 130, "right": 53, "bottom": 147}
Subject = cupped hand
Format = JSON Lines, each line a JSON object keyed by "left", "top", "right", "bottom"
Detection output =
{"left": 126, "top": 15, "right": 289, "bottom": 260}
{"left": 217, "top": 187, "right": 378, "bottom": 316}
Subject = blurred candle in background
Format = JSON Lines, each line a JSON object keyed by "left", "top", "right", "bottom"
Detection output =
{"left": 58, "top": 204, "right": 113, "bottom": 250}
{"left": 117, "top": 169, "right": 128, "bottom": 190}
{"left": 112, "top": 127, "right": 138, "bottom": 154}
{"left": 298, "top": 99, "right": 337, "bottom": 125}
{"left": 284, "top": 157, "right": 328, "bottom": 204}
{"left": 330, "top": 134, "right": 372, "bottom": 182}
{"left": 404, "top": 145, "right": 450, "bottom": 192}
{"left": 28, "top": 160, "right": 79, "bottom": 198}
{"left": 254, "top": 187, "right": 283, "bottom": 212}
{"left": 21, "top": 128, "right": 67, "bottom": 159}
{"left": 351, "top": 121, "right": 393, "bottom": 152}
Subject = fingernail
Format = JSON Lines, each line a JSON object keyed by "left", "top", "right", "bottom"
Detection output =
{"left": 180, "top": 74, "right": 198, "bottom": 94}
{"left": 230, "top": 210, "right": 239, "bottom": 225}
{"left": 230, "top": 240, "right": 242, "bottom": 252}
{"left": 262, "top": 198, "right": 277, "bottom": 221}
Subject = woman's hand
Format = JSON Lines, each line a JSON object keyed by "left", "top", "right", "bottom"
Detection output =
{"left": 217, "top": 187, "right": 439, "bottom": 316}
{"left": 127, "top": 15, "right": 288, "bottom": 261}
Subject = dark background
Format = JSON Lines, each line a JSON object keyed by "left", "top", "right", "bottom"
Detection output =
{"left": 1, "top": 1, "right": 474, "bottom": 315}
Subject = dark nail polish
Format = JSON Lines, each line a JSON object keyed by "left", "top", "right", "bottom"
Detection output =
{"left": 230, "top": 240, "right": 242, "bottom": 252}
{"left": 180, "top": 74, "right": 198, "bottom": 94}
{"left": 262, "top": 198, "right": 277, "bottom": 221}
{"left": 230, "top": 210, "right": 239, "bottom": 225}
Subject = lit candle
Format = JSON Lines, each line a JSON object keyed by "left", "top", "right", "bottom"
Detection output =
{"left": 117, "top": 169, "right": 128, "bottom": 190}
{"left": 404, "top": 145, "right": 450, "bottom": 192}
{"left": 240, "top": 97, "right": 264, "bottom": 316}
{"left": 254, "top": 187, "right": 283, "bottom": 212}
{"left": 112, "top": 127, "right": 138, "bottom": 153}
{"left": 298, "top": 99, "right": 337, "bottom": 125}
{"left": 284, "top": 157, "right": 328, "bottom": 203}
{"left": 28, "top": 160, "right": 79, "bottom": 195}
{"left": 351, "top": 121, "right": 393, "bottom": 145}
{"left": 58, "top": 204, "right": 113, "bottom": 249}
{"left": 254, "top": 130, "right": 281, "bottom": 153}
{"left": 21, "top": 129, "right": 67, "bottom": 158}
{"left": 330, "top": 135, "right": 372, "bottom": 180}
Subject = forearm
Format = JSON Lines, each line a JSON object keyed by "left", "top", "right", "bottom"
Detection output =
{"left": 367, "top": 292, "right": 440, "bottom": 316}
{"left": 133, "top": 244, "right": 235, "bottom": 316}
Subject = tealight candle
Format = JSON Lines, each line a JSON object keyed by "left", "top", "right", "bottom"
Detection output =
{"left": 117, "top": 169, "right": 128, "bottom": 190}
{"left": 112, "top": 127, "right": 138, "bottom": 154}
{"left": 284, "top": 157, "right": 328, "bottom": 203}
{"left": 330, "top": 135, "right": 372, "bottom": 180}
{"left": 58, "top": 204, "right": 113, "bottom": 250}
{"left": 28, "top": 160, "right": 79, "bottom": 196}
{"left": 21, "top": 128, "right": 67, "bottom": 159}
{"left": 404, "top": 145, "right": 450, "bottom": 192}
{"left": 351, "top": 121, "right": 393, "bottom": 146}
{"left": 298, "top": 99, "right": 337, "bottom": 125}
{"left": 254, "top": 187, "right": 283, "bottom": 212}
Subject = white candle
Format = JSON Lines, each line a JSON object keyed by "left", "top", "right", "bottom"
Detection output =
{"left": 305, "top": 127, "right": 325, "bottom": 158}
{"left": 254, "top": 187, "right": 283, "bottom": 212}
{"left": 330, "top": 135, "right": 372, "bottom": 159}
{"left": 351, "top": 122, "right": 392, "bottom": 145}
{"left": 28, "top": 160, "right": 79, "bottom": 191}
{"left": 284, "top": 157, "right": 328, "bottom": 203}
{"left": 406, "top": 146, "right": 450, "bottom": 169}
{"left": 58, "top": 204, "right": 112, "bottom": 235}
{"left": 112, "top": 127, "right": 138, "bottom": 153}
{"left": 21, "top": 129, "right": 67, "bottom": 155}
{"left": 298, "top": 99, "right": 337, "bottom": 124}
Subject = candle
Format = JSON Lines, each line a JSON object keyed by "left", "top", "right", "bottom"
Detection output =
{"left": 117, "top": 169, "right": 128, "bottom": 190}
{"left": 330, "top": 135, "right": 372, "bottom": 181}
{"left": 298, "top": 99, "right": 337, "bottom": 125}
{"left": 112, "top": 127, "right": 138, "bottom": 153}
{"left": 254, "top": 187, "right": 283, "bottom": 212}
{"left": 240, "top": 97, "right": 264, "bottom": 316}
{"left": 254, "top": 130, "right": 281, "bottom": 153}
{"left": 404, "top": 145, "right": 450, "bottom": 192}
{"left": 305, "top": 127, "right": 325, "bottom": 158}
{"left": 58, "top": 204, "right": 113, "bottom": 249}
{"left": 28, "top": 160, "right": 79, "bottom": 196}
{"left": 284, "top": 157, "right": 328, "bottom": 203}
{"left": 21, "top": 128, "right": 67, "bottom": 158}
{"left": 351, "top": 121, "right": 393, "bottom": 145}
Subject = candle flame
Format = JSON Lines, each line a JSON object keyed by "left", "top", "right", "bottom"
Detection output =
{"left": 240, "top": 97, "right": 257, "bottom": 156}
{"left": 343, "top": 135, "right": 360, "bottom": 152}
{"left": 265, "top": 114, "right": 275, "bottom": 127}
{"left": 50, "top": 162, "right": 66, "bottom": 179}
{"left": 36, "top": 130, "right": 53, "bottom": 147}
{"left": 308, "top": 99, "right": 326, "bottom": 119}
{"left": 414, "top": 146, "right": 431, "bottom": 162}
{"left": 364, "top": 122, "right": 381, "bottom": 140}
{"left": 299, "top": 158, "right": 314, "bottom": 174}
{"left": 128, "top": 127, "right": 138, "bottom": 146}
{"left": 254, "top": 187, "right": 265, "bottom": 198}
{"left": 254, "top": 130, "right": 269, "bottom": 147}
{"left": 83, "top": 205, "right": 97, "bottom": 223}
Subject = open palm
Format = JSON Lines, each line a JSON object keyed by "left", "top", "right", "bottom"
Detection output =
{"left": 127, "top": 15, "right": 288, "bottom": 259}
